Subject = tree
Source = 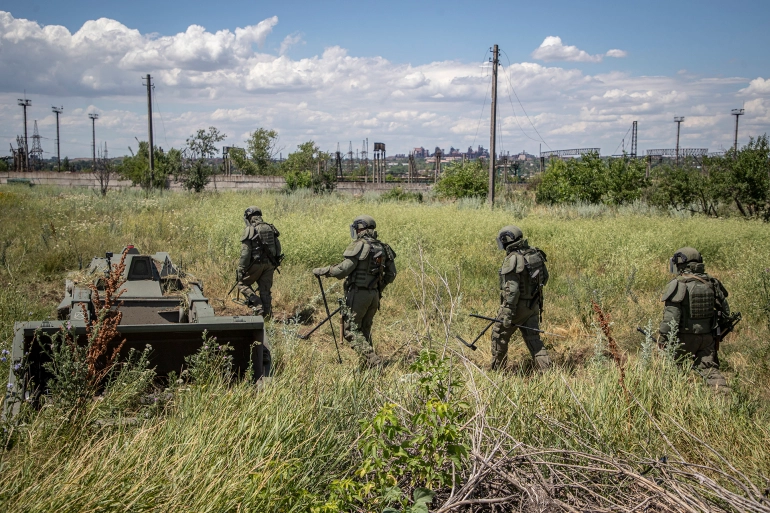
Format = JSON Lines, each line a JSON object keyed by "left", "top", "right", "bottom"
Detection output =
{"left": 119, "top": 142, "right": 181, "bottom": 190}
{"left": 280, "top": 141, "right": 333, "bottom": 192}
{"left": 535, "top": 152, "right": 647, "bottom": 205}
{"left": 230, "top": 128, "right": 280, "bottom": 175}
{"left": 179, "top": 127, "right": 226, "bottom": 193}
{"left": 708, "top": 135, "right": 770, "bottom": 218}
{"left": 95, "top": 143, "right": 114, "bottom": 196}
{"left": 434, "top": 160, "right": 488, "bottom": 199}
{"left": 62, "top": 156, "right": 70, "bottom": 172}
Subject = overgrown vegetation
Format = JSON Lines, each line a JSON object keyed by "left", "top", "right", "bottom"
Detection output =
{"left": 433, "top": 159, "right": 487, "bottom": 199}
{"left": 0, "top": 186, "right": 769, "bottom": 511}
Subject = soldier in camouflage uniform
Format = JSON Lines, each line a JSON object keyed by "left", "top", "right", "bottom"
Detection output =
{"left": 659, "top": 247, "right": 729, "bottom": 390}
{"left": 313, "top": 215, "right": 397, "bottom": 367}
{"left": 490, "top": 226, "right": 552, "bottom": 371}
{"left": 237, "top": 206, "right": 282, "bottom": 317}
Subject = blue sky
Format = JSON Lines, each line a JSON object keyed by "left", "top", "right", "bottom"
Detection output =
{"left": 1, "top": 0, "right": 768, "bottom": 158}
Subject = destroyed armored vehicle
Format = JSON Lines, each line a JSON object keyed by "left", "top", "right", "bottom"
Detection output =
{"left": 6, "top": 246, "right": 269, "bottom": 410}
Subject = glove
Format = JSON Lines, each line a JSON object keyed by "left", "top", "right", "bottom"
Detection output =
{"left": 313, "top": 266, "right": 329, "bottom": 277}
{"left": 236, "top": 269, "right": 244, "bottom": 282}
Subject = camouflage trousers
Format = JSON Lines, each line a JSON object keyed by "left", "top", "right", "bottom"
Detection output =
{"left": 237, "top": 261, "right": 275, "bottom": 317}
{"left": 674, "top": 333, "right": 728, "bottom": 390}
{"left": 490, "top": 299, "right": 551, "bottom": 370}
{"left": 342, "top": 286, "right": 381, "bottom": 366}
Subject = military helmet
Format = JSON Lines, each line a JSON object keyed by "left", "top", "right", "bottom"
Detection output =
{"left": 350, "top": 215, "right": 376, "bottom": 239}
{"left": 496, "top": 225, "right": 523, "bottom": 250}
{"left": 669, "top": 247, "right": 702, "bottom": 273}
{"left": 243, "top": 206, "right": 262, "bottom": 225}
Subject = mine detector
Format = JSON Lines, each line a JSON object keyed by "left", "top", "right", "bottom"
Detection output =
{"left": 5, "top": 246, "right": 269, "bottom": 415}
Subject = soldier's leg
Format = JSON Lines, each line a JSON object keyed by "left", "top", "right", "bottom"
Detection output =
{"left": 256, "top": 266, "right": 275, "bottom": 317}
{"left": 519, "top": 307, "right": 551, "bottom": 370}
{"left": 344, "top": 288, "right": 380, "bottom": 366}
{"left": 243, "top": 265, "right": 266, "bottom": 314}
{"left": 490, "top": 303, "right": 516, "bottom": 370}
{"left": 691, "top": 334, "right": 729, "bottom": 391}
{"left": 237, "top": 274, "right": 258, "bottom": 306}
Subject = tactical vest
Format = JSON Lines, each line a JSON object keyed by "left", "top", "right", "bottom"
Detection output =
{"left": 247, "top": 221, "right": 279, "bottom": 261}
{"left": 500, "top": 247, "right": 547, "bottom": 300}
{"left": 662, "top": 274, "right": 717, "bottom": 334}
{"left": 346, "top": 237, "right": 394, "bottom": 289}
{"left": 682, "top": 275, "right": 716, "bottom": 334}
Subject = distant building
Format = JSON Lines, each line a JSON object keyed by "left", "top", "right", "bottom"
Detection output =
{"left": 412, "top": 147, "right": 427, "bottom": 158}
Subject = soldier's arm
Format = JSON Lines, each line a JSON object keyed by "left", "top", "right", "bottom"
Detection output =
{"left": 660, "top": 300, "right": 681, "bottom": 336}
{"left": 239, "top": 240, "right": 252, "bottom": 274}
{"left": 503, "top": 274, "right": 522, "bottom": 308}
{"left": 327, "top": 257, "right": 357, "bottom": 279}
{"left": 275, "top": 235, "right": 283, "bottom": 258}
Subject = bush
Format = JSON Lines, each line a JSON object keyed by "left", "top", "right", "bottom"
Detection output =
{"left": 380, "top": 187, "right": 423, "bottom": 203}
{"left": 434, "top": 160, "right": 487, "bottom": 199}
{"left": 536, "top": 152, "right": 648, "bottom": 205}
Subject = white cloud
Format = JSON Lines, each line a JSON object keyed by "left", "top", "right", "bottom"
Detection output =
{"left": 739, "top": 77, "right": 770, "bottom": 96}
{"left": 531, "top": 36, "right": 626, "bottom": 63}
{"left": 0, "top": 12, "right": 764, "bottom": 158}
{"left": 279, "top": 32, "right": 304, "bottom": 55}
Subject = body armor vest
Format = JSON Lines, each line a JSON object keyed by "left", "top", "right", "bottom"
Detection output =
{"left": 351, "top": 239, "right": 388, "bottom": 289}
{"left": 680, "top": 275, "right": 716, "bottom": 334}
{"left": 248, "top": 222, "right": 279, "bottom": 261}
{"left": 500, "top": 247, "right": 546, "bottom": 300}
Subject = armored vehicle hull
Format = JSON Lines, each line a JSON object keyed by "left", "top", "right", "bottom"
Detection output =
{"left": 6, "top": 247, "right": 269, "bottom": 412}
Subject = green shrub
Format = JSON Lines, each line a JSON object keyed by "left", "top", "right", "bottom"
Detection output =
{"left": 380, "top": 187, "right": 423, "bottom": 203}
{"left": 536, "top": 152, "right": 647, "bottom": 205}
{"left": 434, "top": 160, "right": 487, "bottom": 199}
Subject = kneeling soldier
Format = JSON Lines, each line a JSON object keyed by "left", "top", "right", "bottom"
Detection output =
{"left": 659, "top": 247, "right": 729, "bottom": 390}
{"left": 490, "top": 225, "right": 552, "bottom": 371}
{"left": 313, "top": 215, "right": 396, "bottom": 367}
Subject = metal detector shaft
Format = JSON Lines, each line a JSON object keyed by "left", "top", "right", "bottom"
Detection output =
{"left": 468, "top": 313, "right": 566, "bottom": 338}
{"left": 455, "top": 317, "right": 497, "bottom": 351}
{"left": 298, "top": 306, "right": 341, "bottom": 340}
{"left": 317, "top": 275, "right": 343, "bottom": 364}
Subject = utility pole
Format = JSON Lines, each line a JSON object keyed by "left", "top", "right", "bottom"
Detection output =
{"left": 18, "top": 98, "right": 31, "bottom": 171}
{"left": 143, "top": 74, "right": 155, "bottom": 190}
{"left": 630, "top": 121, "right": 638, "bottom": 159}
{"left": 731, "top": 108, "right": 744, "bottom": 153}
{"left": 488, "top": 44, "right": 499, "bottom": 208}
{"left": 674, "top": 116, "right": 685, "bottom": 166}
{"left": 52, "top": 106, "right": 63, "bottom": 172}
{"left": 89, "top": 113, "right": 99, "bottom": 170}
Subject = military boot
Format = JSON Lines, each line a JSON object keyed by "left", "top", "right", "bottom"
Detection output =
{"left": 488, "top": 356, "right": 507, "bottom": 371}
{"left": 703, "top": 368, "right": 730, "bottom": 393}
{"left": 534, "top": 354, "right": 553, "bottom": 371}
{"left": 247, "top": 294, "right": 265, "bottom": 316}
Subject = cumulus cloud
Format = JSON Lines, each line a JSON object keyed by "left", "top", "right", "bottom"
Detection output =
{"left": 279, "top": 32, "right": 304, "bottom": 55}
{"left": 739, "top": 77, "right": 770, "bottom": 96}
{"left": 0, "top": 11, "right": 763, "bottom": 158}
{"left": 531, "top": 36, "right": 626, "bottom": 63}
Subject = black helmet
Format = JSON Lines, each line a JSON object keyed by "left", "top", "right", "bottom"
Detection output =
{"left": 350, "top": 215, "right": 376, "bottom": 239}
{"left": 669, "top": 247, "right": 702, "bottom": 273}
{"left": 496, "top": 225, "right": 523, "bottom": 250}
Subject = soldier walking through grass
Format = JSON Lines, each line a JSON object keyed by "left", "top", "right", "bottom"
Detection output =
{"left": 313, "top": 215, "right": 396, "bottom": 367}
{"left": 237, "top": 206, "right": 282, "bottom": 317}
{"left": 659, "top": 247, "right": 731, "bottom": 391}
{"left": 490, "top": 225, "right": 552, "bottom": 371}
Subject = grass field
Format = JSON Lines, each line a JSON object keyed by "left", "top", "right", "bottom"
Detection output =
{"left": 1, "top": 185, "right": 769, "bottom": 511}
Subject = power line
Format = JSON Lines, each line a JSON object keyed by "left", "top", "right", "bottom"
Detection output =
{"left": 499, "top": 49, "right": 551, "bottom": 151}
{"left": 612, "top": 125, "right": 633, "bottom": 156}
{"left": 152, "top": 83, "right": 171, "bottom": 149}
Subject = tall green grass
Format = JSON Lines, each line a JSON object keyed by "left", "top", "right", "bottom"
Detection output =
{"left": 0, "top": 186, "right": 769, "bottom": 511}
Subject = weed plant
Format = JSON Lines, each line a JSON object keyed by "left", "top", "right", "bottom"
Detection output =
{"left": 0, "top": 186, "right": 769, "bottom": 511}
